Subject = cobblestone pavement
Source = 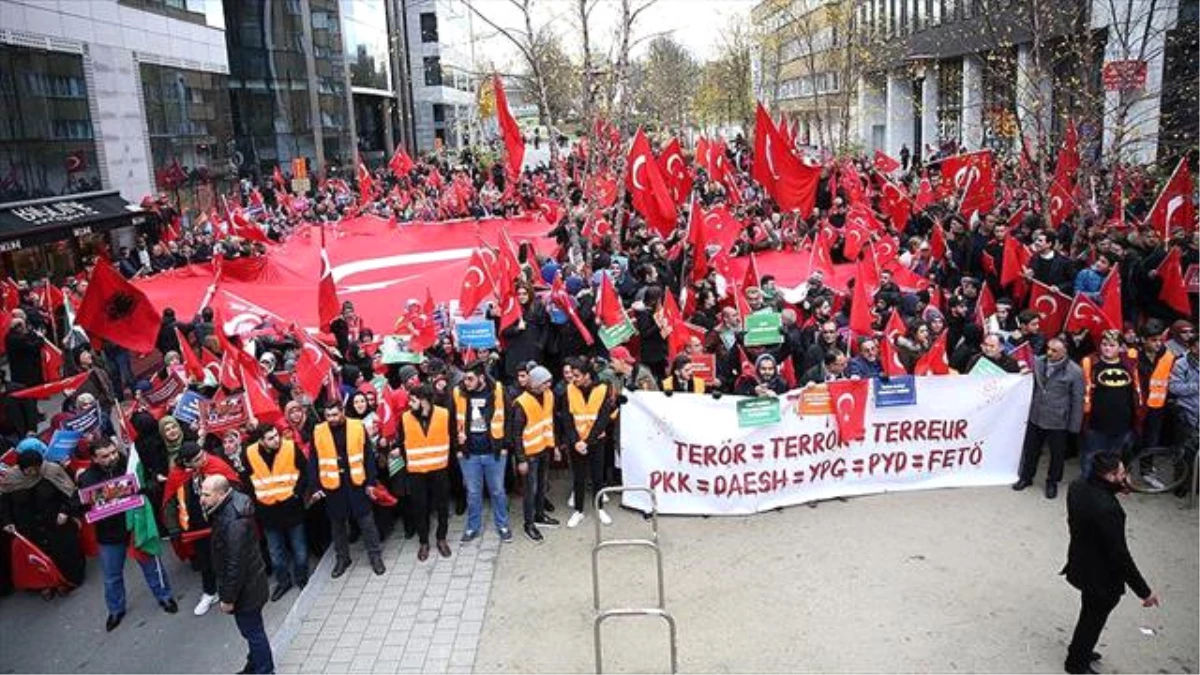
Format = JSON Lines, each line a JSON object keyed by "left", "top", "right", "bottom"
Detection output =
{"left": 276, "top": 521, "right": 500, "bottom": 675}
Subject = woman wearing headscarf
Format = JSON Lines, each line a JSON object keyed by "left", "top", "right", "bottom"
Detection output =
{"left": 157, "top": 415, "right": 190, "bottom": 469}
{"left": 0, "top": 446, "right": 86, "bottom": 595}
{"left": 278, "top": 401, "right": 328, "bottom": 556}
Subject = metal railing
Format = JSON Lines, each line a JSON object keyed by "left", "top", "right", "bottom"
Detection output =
{"left": 590, "top": 486, "right": 678, "bottom": 674}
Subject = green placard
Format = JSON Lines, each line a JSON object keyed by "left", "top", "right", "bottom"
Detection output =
{"left": 744, "top": 311, "right": 783, "bottom": 346}
{"left": 599, "top": 317, "right": 637, "bottom": 349}
{"left": 737, "top": 396, "right": 782, "bottom": 428}
{"left": 969, "top": 356, "right": 1007, "bottom": 377}
{"left": 381, "top": 335, "right": 425, "bottom": 365}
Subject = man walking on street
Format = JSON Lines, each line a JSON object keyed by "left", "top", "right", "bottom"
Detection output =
{"left": 78, "top": 438, "right": 177, "bottom": 631}
{"left": 201, "top": 475, "right": 273, "bottom": 675}
{"left": 452, "top": 359, "right": 513, "bottom": 544}
{"left": 311, "top": 400, "right": 385, "bottom": 577}
{"left": 1062, "top": 451, "right": 1159, "bottom": 674}
{"left": 244, "top": 425, "right": 309, "bottom": 601}
{"left": 510, "top": 365, "right": 560, "bottom": 542}
{"left": 1014, "top": 338, "right": 1084, "bottom": 499}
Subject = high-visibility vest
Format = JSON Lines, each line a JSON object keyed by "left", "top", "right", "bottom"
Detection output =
{"left": 245, "top": 440, "right": 300, "bottom": 506}
{"left": 663, "top": 376, "right": 705, "bottom": 394}
{"left": 515, "top": 390, "right": 555, "bottom": 456}
{"left": 452, "top": 382, "right": 505, "bottom": 440}
{"left": 1146, "top": 350, "right": 1176, "bottom": 409}
{"left": 402, "top": 406, "right": 451, "bottom": 473}
{"left": 313, "top": 420, "right": 367, "bottom": 490}
{"left": 567, "top": 383, "right": 608, "bottom": 441}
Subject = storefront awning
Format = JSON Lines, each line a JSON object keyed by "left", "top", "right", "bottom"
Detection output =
{"left": 0, "top": 191, "right": 152, "bottom": 251}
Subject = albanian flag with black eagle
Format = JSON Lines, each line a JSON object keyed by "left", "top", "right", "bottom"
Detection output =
{"left": 77, "top": 262, "right": 162, "bottom": 354}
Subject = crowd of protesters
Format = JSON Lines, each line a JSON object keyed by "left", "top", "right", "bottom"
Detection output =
{"left": 0, "top": 128, "right": 1196, "bottom": 674}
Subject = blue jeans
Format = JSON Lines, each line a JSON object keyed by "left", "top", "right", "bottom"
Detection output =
{"left": 98, "top": 543, "right": 173, "bottom": 615}
{"left": 522, "top": 454, "right": 547, "bottom": 526}
{"left": 234, "top": 609, "right": 275, "bottom": 674}
{"left": 1082, "top": 430, "right": 1131, "bottom": 477}
{"left": 264, "top": 524, "right": 308, "bottom": 586}
{"left": 461, "top": 453, "right": 509, "bottom": 533}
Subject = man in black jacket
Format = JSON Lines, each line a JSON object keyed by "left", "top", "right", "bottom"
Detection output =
{"left": 1062, "top": 452, "right": 1159, "bottom": 674}
{"left": 201, "top": 474, "right": 273, "bottom": 675}
{"left": 78, "top": 439, "right": 178, "bottom": 631}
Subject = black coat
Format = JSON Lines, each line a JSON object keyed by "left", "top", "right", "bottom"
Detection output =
{"left": 1062, "top": 476, "right": 1151, "bottom": 599}
{"left": 78, "top": 458, "right": 133, "bottom": 545}
{"left": 500, "top": 302, "right": 547, "bottom": 378}
{"left": 210, "top": 490, "right": 269, "bottom": 612}
{"left": 5, "top": 329, "right": 43, "bottom": 387}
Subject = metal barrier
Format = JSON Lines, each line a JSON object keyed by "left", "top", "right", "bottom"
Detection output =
{"left": 590, "top": 486, "right": 678, "bottom": 674}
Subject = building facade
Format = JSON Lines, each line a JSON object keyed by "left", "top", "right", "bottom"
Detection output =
{"left": 0, "top": 0, "right": 229, "bottom": 276}
{"left": 753, "top": 0, "right": 857, "bottom": 153}
{"left": 402, "top": 0, "right": 477, "bottom": 154}
{"left": 852, "top": 0, "right": 1197, "bottom": 168}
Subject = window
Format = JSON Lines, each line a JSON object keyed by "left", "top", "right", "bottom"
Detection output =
{"left": 420, "top": 13, "right": 439, "bottom": 42}
{"left": 423, "top": 56, "right": 442, "bottom": 86}
{"left": 432, "top": 103, "right": 445, "bottom": 123}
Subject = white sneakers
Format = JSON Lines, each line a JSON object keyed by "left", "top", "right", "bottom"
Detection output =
{"left": 568, "top": 509, "right": 613, "bottom": 527}
{"left": 194, "top": 592, "right": 218, "bottom": 616}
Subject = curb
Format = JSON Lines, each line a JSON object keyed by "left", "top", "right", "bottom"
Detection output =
{"left": 270, "top": 547, "right": 334, "bottom": 657}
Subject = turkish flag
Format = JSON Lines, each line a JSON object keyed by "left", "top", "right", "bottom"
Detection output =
{"left": 493, "top": 74, "right": 525, "bottom": 179}
{"left": 743, "top": 252, "right": 762, "bottom": 290}
{"left": 534, "top": 196, "right": 561, "bottom": 225}
{"left": 1001, "top": 235, "right": 1031, "bottom": 288}
{"left": 879, "top": 333, "right": 908, "bottom": 376}
{"left": 753, "top": 102, "right": 820, "bottom": 214}
{"left": 848, "top": 259, "right": 875, "bottom": 336}
{"left": 873, "top": 150, "right": 901, "bottom": 173}
{"left": 8, "top": 372, "right": 90, "bottom": 400}
{"left": 842, "top": 219, "right": 871, "bottom": 261}
{"left": 1100, "top": 264, "right": 1123, "bottom": 330}
{"left": 1010, "top": 342, "right": 1036, "bottom": 372}
{"left": 698, "top": 205, "right": 743, "bottom": 253}
{"left": 175, "top": 327, "right": 205, "bottom": 381}
{"left": 914, "top": 171, "right": 934, "bottom": 211}
{"left": 549, "top": 275, "right": 594, "bottom": 345}
{"left": 929, "top": 221, "right": 948, "bottom": 261}
{"left": 1029, "top": 280, "right": 1071, "bottom": 338}
{"left": 293, "top": 330, "right": 333, "bottom": 401}
{"left": 273, "top": 165, "right": 286, "bottom": 191}
{"left": 396, "top": 288, "right": 438, "bottom": 353}
{"left": 883, "top": 308, "right": 906, "bottom": 346}
{"left": 939, "top": 150, "right": 995, "bottom": 217}
{"left": 808, "top": 234, "right": 836, "bottom": 279}
{"left": 240, "top": 362, "right": 282, "bottom": 424}
{"left": 1157, "top": 247, "right": 1192, "bottom": 315}
{"left": 317, "top": 246, "right": 340, "bottom": 331}
{"left": 626, "top": 129, "right": 678, "bottom": 237}
{"left": 1146, "top": 157, "right": 1196, "bottom": 239}
{"left": 597, "top": 272, "right": 627, "bottom": 329}
{"left": 40, "top": 341, "right": 64, "bottom": 383}
{"left": 975, "top": 283, "right": 997, "bottom": 328}
{"left": 10, "top": 532, "right": 72, "bottom": 591}
{"left": 459, "top": 248, "right": 492, "bottom": 318}
{"left": 657, "top": 138, "right": 693, "bottom": 206}
{"left": 827, "top": 379, "right": 869, "bottom": 444}
{"left": 1047, "top": 175, "right": 1076, "bottom": 228}
{"left": 779, "top": 356, "right": 797, "bottom": 389}
{"left": 752, "top": 103, "right": 777, "bottom": 195}
{"left": 1054, "top": 120, "right": 1080, "bottom": 186}
{"left": 77, "top": 261, "right": 162, "bottom": 354}
{"left": 389, "top": 146, "right": 415, "bottom": 179}
{"left": 880, "top": 179, "right": 912, "bottom": 229}
{"left": 914, "top": 332, "right": 950, "bottom": 375}
{"left": 1064, "top": 292, "right": 1113, "bottom": 343}
{"left": 847, "top": 202, "right": 883, "bottom": 233}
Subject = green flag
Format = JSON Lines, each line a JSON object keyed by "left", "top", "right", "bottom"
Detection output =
{"left": 125, "top": 444, "right": 163, "bottom": 557}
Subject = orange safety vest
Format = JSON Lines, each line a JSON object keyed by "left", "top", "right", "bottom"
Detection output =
{"left": 245, "top": 440, "right": 300, "bottom": 506}
{"left": 313, "top": 419, "right": 367, "bottom": 490}
{"left": 663, "top": 376, "right": 705, "bottom": 393}
{"left": 452, "top": 382, "right": 506, "bottom": 440}
{"left": 515, "top": 390, "right": 555, "bottom": 456}
{"left": 1146, "top": 350, "right": 1175, "bottom": 409}
{"left": 567, "top": 383, "right": 609, "bottom": 441}
{"left": 402, "top": 406, "right": 451, "bottom": 473}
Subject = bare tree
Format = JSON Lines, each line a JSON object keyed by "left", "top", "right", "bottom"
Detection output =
{"left": 634, "top": 36, "right": 701, "bottom": 134}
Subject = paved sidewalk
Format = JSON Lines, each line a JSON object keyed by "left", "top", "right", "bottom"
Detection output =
{"left": 277, "top": 523, "right": 501, "bottom": 675}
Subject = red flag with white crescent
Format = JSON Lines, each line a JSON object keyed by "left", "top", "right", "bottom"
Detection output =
{"left": 459, "top": 248, "right": 492, "bottom": 318}
{"left": 913, "top": 332, "right": 950, "bottom": 375}
{"left": 1029, "top": 280, "right": 1071, "bottom": 338}
{"left": 827, "top": 379, "right": 869, "bottom": 444}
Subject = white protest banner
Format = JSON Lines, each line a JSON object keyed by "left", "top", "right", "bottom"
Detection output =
{"left": 619, "top": 374, "right": 1033, "bottom": 515}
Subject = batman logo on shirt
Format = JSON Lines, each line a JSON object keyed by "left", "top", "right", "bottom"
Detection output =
{"left": 1096, "top": 366, "right": 1131, "bottom": 387}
